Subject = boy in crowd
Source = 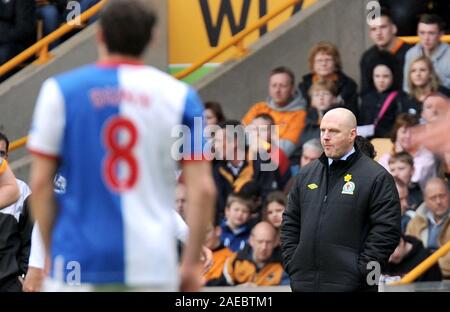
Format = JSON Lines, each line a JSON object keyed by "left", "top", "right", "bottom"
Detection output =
{"left": 389, "top": 152, "right": 423, "bottom": 210}
{"left": 220, "top": 195, "right": 253, "bottom": 252}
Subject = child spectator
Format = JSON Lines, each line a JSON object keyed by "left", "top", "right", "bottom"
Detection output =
{"left": 262, "top": 191, "right": 286, "bottom": 250}
{"left": 220, "top": 195, "right": 253, "bottom": 252}
{"left": 290, "top": 80, "right": 336, "bottom": 166}
{"left": 388, "top": 152, "right": 423, "bottom": 210}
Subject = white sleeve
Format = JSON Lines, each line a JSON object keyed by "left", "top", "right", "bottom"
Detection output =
{"left": 28, "top": 223, "right": 46, "bottom": 269}
{"left": 27, "top": 78, "right": 66, "bottom": 157}
{"left": 173, "top": 210, "right": 189, "bottom": 243}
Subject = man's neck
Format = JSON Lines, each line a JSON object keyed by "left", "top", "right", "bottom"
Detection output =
{"left": 433, "top": 214, "right": 443, "bottom": 224}
{"left": 423, "top": 44, "right": 439, "bottom": 57}
{"left": 98, "top": 53, "right": 143, "bottom": 65}
{"left": 252, "top": 257, "right": 266, "bottom": 268}
{"left": 379, "top": 37, "right": 398, "bottom": 52}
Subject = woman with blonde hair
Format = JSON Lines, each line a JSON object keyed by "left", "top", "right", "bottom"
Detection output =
{"left": 403, "top": 56, "right": 450, "bottom": 115}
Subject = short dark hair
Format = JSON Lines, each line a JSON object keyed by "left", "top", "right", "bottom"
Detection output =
{"left": 99, "top": 0, "right": 157, "bottom": 57}
{"left": 379, "top": 7, "right": 394, "bottom": 24}
{"left": 355, "top": 135, "right": 376, "bottom": 159}
{"left": 0, "top": 132, "right": 9, "bottom": 152}
{"left": 270, "top": 66, "right": 295, "bottom": 85}
{"left": 419, "top": 14, "right": 446, "bottom": 32}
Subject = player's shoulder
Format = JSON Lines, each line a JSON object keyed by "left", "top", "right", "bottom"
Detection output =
{"left": 53, "top": 64, "right": 98, "bottom": 82}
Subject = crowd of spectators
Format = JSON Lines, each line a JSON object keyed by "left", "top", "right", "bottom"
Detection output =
{"left": 1, "top": 3, "right": 450, "bottom": 291}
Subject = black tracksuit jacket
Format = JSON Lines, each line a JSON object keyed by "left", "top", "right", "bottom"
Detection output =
{"left": 281, "top": 146, "right": 401, "bottom": 291}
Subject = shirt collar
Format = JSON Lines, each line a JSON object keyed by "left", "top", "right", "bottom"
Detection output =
{"left": 426, "top": 210, "right": 449, "bottom": 226}
{"left": 328, "top": 147, "right": 355, "bottom": 166}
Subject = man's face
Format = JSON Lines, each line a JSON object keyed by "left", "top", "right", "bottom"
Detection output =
{"left": 0, "top": 140, "right": 8, "bottom": 160}
{"left": 300, "top": 145, "right": 322, "bottom": 168}
{"left": 389, "top": 161, "right": 414, "bottom": 185}
{"left": 268, "top": 73, "right": 294, "bottom": 107}
{"left": 249, "top": 228, "right": 276, "bottom": 264}
{"left": 422, "top": 95, "right": 450, "bottom": 123}
{"left": 425, "top": 181, "right": 450, "bottom": 220}
{"left": 369, "top": 16, "right": 397, "bottom": 48}
{"left": 418, "top": 23, "right": 442, "bottom": 52}
{"left": 320, "top": 116, "right": 355, "bottom": 159}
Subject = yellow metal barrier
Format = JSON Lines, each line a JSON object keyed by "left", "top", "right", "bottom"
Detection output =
{"left": 390, "top": 240, "right": 450, "bottom": 286}
{"left": 400, "top": 35, "right": 450, "bottom": 45}
{"left": 9, "top": 136, "right": 28, "bottom": 153}
{"left": 174, "top": 0, "right": 302, "bottom": 80}
{"left": 7, "top": 0, "right": 302, "bottom": 152}
{"left": 3, "top": 1, "right": 108, "bottom": 153}
{"left": 0, "top": 0, "right": 108, "bottom": 77}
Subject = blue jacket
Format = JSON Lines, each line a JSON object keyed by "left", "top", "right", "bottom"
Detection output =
{"left": 220, "top": 220, "right": 251, "bottom": 252}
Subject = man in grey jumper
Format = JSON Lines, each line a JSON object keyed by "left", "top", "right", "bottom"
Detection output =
{"left": 403, "top": 14, "right": 450, "bottom": 92}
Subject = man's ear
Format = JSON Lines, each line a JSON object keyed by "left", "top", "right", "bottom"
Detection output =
{"left": 350, "top": 128, "right": 357, "bottom": 140}
{"left": 392, "top": 24, "right": 398, "bottom": 36}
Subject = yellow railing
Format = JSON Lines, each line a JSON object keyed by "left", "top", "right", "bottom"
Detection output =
{"left": 7, "top": 0, "right": 302, "bottom": 152}
{"left": 0, "top": 0, "right": 108, "bottom": 77}
{"left": 174, "top": 0, "right": 302, "bottom": 79}
{"left": 390, "top": 240, "right": 450, "bottom": 286}
{"left": 9, "top": 136, "right": 28, "bottom": 153}
{"left": 3, "top": 0, "right": 108, "bottom": 153}
{"left": 400, "top": 35, "right": 450, "bottom": 44}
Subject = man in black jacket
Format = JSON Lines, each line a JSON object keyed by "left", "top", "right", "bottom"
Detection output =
{"left": 360, "top": 8, "right": 411, "bottom": 96}
{"left": 280, "top": 108, "right": 401, "bottom": 291}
